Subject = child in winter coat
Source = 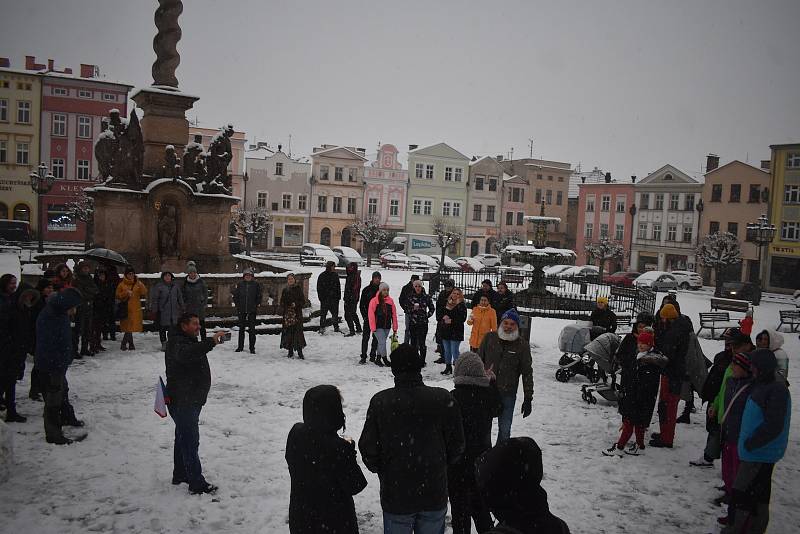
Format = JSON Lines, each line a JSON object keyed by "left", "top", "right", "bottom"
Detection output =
{"left": 738, "top": 308, "right": 753, "bottom": 336}
{"left": 468, "top": 295, "right": 497, "bottom": 351}
{"left": 368, "top": 282, "right": 398, "bottom": 366}
{"left": 603, "top": 329, "right": 667, "bottom": 456}
{"left": 756, "top": 328, "right": 789, "bottom": 383}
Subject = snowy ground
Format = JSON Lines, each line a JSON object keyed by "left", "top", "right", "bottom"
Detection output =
{"left": 0, "top": 266, "right": 798, "bottom": 534}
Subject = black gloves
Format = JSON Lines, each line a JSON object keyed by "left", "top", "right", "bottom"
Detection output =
{"left": 521, "top": 398, "right": 532, "bottom": 418}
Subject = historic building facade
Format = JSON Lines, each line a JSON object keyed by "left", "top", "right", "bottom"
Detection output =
{"left": 363, "top": 144, "right": 407, "bottom": 231}
{"left": 466, "top": 155, "right": 503, "bottom": 255}
{"left": 575, "top": 177, "right": 635, "bottom": 271}
{"left": 499, "top": 172, "right": 528, "bottom": 249}
{"left": 766, "top": 143, "right": 800, "bottom": 291}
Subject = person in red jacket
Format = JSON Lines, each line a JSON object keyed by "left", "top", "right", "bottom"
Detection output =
{"left": 738, "top": 308, "right": 753, "bottom": 336}
{"left": 368, "top": 282, "right": 398, "bottom": 366}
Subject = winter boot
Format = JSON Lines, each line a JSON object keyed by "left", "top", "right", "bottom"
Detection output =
{"left": 648, "top": 434, "right": 673, "bottom": 448}
{"left": 190, "top": 483, "right": 218, "bottom": 495}
{"left": 602, "top": 444, "right": 625, "bottom": 457}
{"left": 46, "top": 435, "right": 73, "bottom": 445}
{"left": 440, "top": 364, "right": 452, "bottom": 375}
{"left": 624, "top": 443, "right": 644, "bottom": 456}
{"left": 287, "top": 350, "right": 294, "bottom": 358}
{"left": 434, "top": 356, "right": 445, "bottom": 364}
{"left": 5, "top": 411, "right": 27, "bottom": 423}
{"left": 359, "top": 355, "right": 367, "bottom": 365}
{"left": 250, "top": 348, "right": 256, "bottom": 355}
{"left": 344, "top": 331, "right": 356, "bottom": 337}
{"left": 677, "top": 410, "right": 691, "bottom": 424}
{"left": 121, "top": 340, "right": 128, "bottom": 351}
{"left": 690, "top": 455, "right": 714, "bottom": 468}
{"left": 374, "top": 356, "right": 384, "bottom": 367}
{"left": 102, "top": 332, "right": 109, "bottom": 341}
{"left": 297, "top": 349, "right": 304, "bottom": 360}
{"left": 110, "top": 331, "right": 117, "bottom": 341}
{"left": 382, "top": 356, "right": 390, "bottom": 366}
{"left": 235, "top": 347, "right": 244, "bottom": 353}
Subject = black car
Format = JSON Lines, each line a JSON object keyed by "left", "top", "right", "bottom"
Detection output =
{"left": 720, "top": 281, "right": 761, "bottom": 305}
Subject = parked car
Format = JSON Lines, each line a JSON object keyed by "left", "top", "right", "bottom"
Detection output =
{"left": 670, "top": 270, "right": 703, "bottom": 290}
{"left": 332, "top": 246, "right": 364, "bottom": 267}
{"left": 434, "top": 255, "right": 461, "bottom": 270}
{"left": 603, "top": 271, "right": 642, "bottom": 287}
{"left": 473, "top": 253, "right": 502, "bottom": 267}
{"left": 544, "top": 264, "right": 574, "bottom": 276}
{"left": 633, "top": 271, "right": 678, "bottom": 292}
{"left": 408, "top": 253, "right": 438, "bottom": 270}
{"left": 301, "top": 243, "right": 339, "bottom": 266}
{"left": 456, "top": 256, "right": 486, "bottom": 272}
{"left": 557, "top": 265, "right": 600, "bottom": 280}
{"left": 380, "top": 252, "right": 410, "bottom": 268}
{"left": 720, "top": 281, "right": 762, "bottom": 305}
{"left": 0, "top": 220, "right": 32, "bottom": 243}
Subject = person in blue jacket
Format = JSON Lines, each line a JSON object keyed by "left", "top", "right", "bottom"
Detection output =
{"left": 723, "top": 349, "right": 791, "bottom": 534}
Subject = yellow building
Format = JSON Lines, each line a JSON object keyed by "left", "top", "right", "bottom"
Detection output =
{"left": 0, "top": 68, "right": 41, "bottom": 234}
{"left": 766, "top": 143, "right": 800, "bottom": 291}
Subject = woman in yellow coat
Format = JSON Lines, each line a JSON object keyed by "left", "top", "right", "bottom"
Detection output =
{"left": 115, "top": 266, "right": 147, "bottom": 351}
{"left": 468, "top": 294, "right": 497, "bottom": 351}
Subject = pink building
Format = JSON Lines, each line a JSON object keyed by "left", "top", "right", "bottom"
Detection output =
{"left": 363, "top": 144, "right": 407, "bottom": 230}
{"left": 500, "top": 172, "right": 529, "bottom": 242}
{"left": 575, "top": 178, "right": 635, "bottom": 271}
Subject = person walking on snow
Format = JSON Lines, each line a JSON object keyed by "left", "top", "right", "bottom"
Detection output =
{"left": 468, "top": 294, "right": 497, "bottom": 352}
{"left": 368, "top": 282, "right": 398, "bottom": 367}
{"left": 398, "top": 274, "right": 419, "bottom": 343}
{"left": 279, "top": 273, "right": 307, "bottom": 359}
{"left": 478, "top": 309, "right": 534, "bottom": 443}
{"left": 232, "top": 268, "right": 262, "bottom": 354}
{"left": 439, "top": 287, "right": 468, "bottom": 375}
{"left": 406, "top": 279, "right": 435, "bottom": 365}
{"left": 343, "top": 262, "right": 362, "bottom": 337}
{"left": 359, "top": 272, "right": 381, "bottom": 365}
{"left": 150, "top": 271, "right": 185, "bottom": 351}
{"left": 317, "top": 261, "right": 342, "bottom": 334}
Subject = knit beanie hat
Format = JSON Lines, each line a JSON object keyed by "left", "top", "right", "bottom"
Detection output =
{"left": 660, "top": 303, "right": 678, "bottom": 320}
{"left": 371, "top": 271, "right": 382, "bottom": 280}
{"left": 389, "top": 343, "right": 422, "bottom": 374}
{"left": 243, "top": 267, "right": 254, "bottom": 276}
{"left": 454, "top": 351, "right": 490, "bottom": 387}
{"left": 186, "top": 261, "right": 198, "bottom": 274}
{"left": 597, "top": 296, "right": 609, "bottom": 305}
{"left": 638, "top": 331, "right": 655, "bottom": 346}
{"left": 501, "top": 308, "right": 520, "bottom": 326}
{"left": 379, "top": 282, "right": 389, "bottom": 292}
{"left": 733, "top": 352, "right": 752, "bottom": 372}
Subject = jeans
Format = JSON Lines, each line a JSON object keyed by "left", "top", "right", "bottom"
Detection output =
{"left": 409, "top": 323, "right": 429, "bottom": 363}
{"left": 403, "top": 313, "right": 411, "bottom": 344}
{"left": 169, "top": 404, "right": 207, "bottom": 490}
{"left": 497, "top": 394, "right": 516, "bottom": 443}
{"left": 442, "top": 339, "right": 461, "bottom": 365}
{"left": 375, "top": 328, "right": 391, "bottom": 358}
{"left": 344, "top": 300, "right": 361, "bottom": 333}
{"left": 383, "top": 508, "right": 447, "bottom": 534}
{"left": 361, "top": 314, "right": 377, "bottom": 358}
{"left": 319, "top": 299, "right": 340, "bottom": 331}
{"left": 237, "top": 312, "right": 257, "bottom": 350}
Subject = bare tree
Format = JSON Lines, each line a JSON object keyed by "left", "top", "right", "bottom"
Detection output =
{"left": 232, "top": 208, "right": 271, "bottom": 255}
{"left": 696, "top": 232, "right": 742, "bottom": 296}
{"left": 585, "top": 237, "right": 625, "bottom": 280}
{"left": 66, "top": 188, "right": 94, "bottom": 250}
{"left": 349, "top": 216, "right": 392, "bottom": 267}
{"left": 432, "top": 217, "right": 461, "bottom": 273}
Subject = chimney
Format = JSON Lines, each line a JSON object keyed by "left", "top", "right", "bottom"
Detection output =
{"left": 277, "top": 144, "right": 282, "bottom": 152}
{"left": 760, "top": 160, "right": 770, "bottom": 171}
{"left": 604, "top": 172, "right": 612, "bottom": 183}
{"left": 356, "top": 147, "right": 366, "bottom": 154}
{"left": 25, "top": 55, "right": 46, "bottom": 71}
{"left": 408, "top": 144, "right": 418, "bottom": 151}
{"left": 496, "top": 154, "right": 504, "bottom": 162}
{"left": 80, "top": 64, "right": 96, "bottom": 78}
{"left": 0, "top": 57, "right": 9, "bottom": 68}
{"left": 706, "top": 153, "right": 720, "bottom": 172}
{"left": 581, "top": 176, "right": 586, "bottom": 183}
{"left": 631, "top": 175, "right": 637, "bottom": 183}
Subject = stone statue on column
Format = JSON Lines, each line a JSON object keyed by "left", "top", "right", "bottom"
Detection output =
{"left": 152, "top": 0, "right": 183, "bottom": 88}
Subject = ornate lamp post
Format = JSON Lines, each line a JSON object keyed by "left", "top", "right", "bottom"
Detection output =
{"left": 628, "top": 203, "right": 637, "bottom": 270}
{"left": 695, "top": 198, "right": 704, "bottom": 273}
{"left": 30, "top": 162, "right": 56, "bottom": 253}
{"left": 746, "top": 213, "right": 776, "bottom": 295}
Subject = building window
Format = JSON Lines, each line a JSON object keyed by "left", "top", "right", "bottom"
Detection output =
{"left": 0, "top": 141, "right": 6, "bottom": 163}
{"left": 556, "top": 191, "right": 563, "bottom": 205}
{"left": 558, "top": 177, "right": 564, "bottom": 182}
{"left": 616, "top": 199, "right": 625, "bottom": 213}
{"left": 781, "top": 221, "right": 800, "bottom": 241}
{"left": 334, "top": 167, "right": 343, "bottom": 181}
{"left": 668, "top": 194, "right": 679, "bottom": 211}
{"left": 51, "top": 158, "right": 65, "bottom": 179}
{"left": 654, "top": 194, "right": 664, "bottom": 210}
{"left": 545, "top": 190, "right": 552, "bottom": 204}
{"left": 486, "top": 205, "right": 495, "bottom": 222}
{"left": 615, "top": 224, "right": 624, "bottom": 241}
{"left": 78, "top": 116, "right": 92, "bottom": 139}
{"left": 318, "top": 165, "right": 329, "bottom": 180}
{"left": 320, "top": 227, "right": 331, "bottom": 246}
{"left": 586, "top": 196, "right": 594, "bottom": 211}
{"left": 585, "top": 223, "right": 593, "bottom": 239}
{"left": 444, "top": 167, "right": 453, "bottom": 181}
{"left": 16, "top": 142, "right": 29, "bottom": 164}
{"left": 506, "top": 212, "right": 513, "bottom": 226}
{"left": 652, "top": 224, "right": 662, "bottom": 240}
{"left": 784, "top": 185, "right": 800, "bottom": 204}
{"left": 78, "top": 89, "right": 92, "bottom": 99}
{"left": 47, "top": 204, "right": 76, "bottom": 231}
{"left": 348, "top": 168, "right": 356, "bottom": 182}
{"left": 275, "top": 162, "right": 283, "bottom": 176}
{"left": 787, "top": 153, "right": 800, "bottom": 169}
{"left": 52, "top": 114, "right": 67, "bottom": 136}
{"left": 711, "top": 184, "right": 722, "bottom": 202}
{"left": 748, "top": 185, "right": 761, "bottom": 203}
{"left": 281, "top": 193, "right": 292, "bottom": 210}
{"left": 454, "top": 168, "right": 463, "bottom": 182}
{"left": 727, "top": 222, "right": 738, "bottom": 237}
{"left": 347, "top": 198, "right": 356, "bottom": 214}
{"left": 333, "top": 197, "right": 342, "bottom": 213}
{"left": 295, "top": 195, "right": 306, "bottom": 211}
{"left": 318, "top": 196, "right": 327, "bottom": 212}
{"left": 52, "top": 87, "right": 68, "bottom": 96}
{"left": 368, "top": 198, "right": 378, "bottom": 215}
{"left": 685, "top": 194, "right": 695, "bottom": 211}
{"left": 425, "top": 164, "right": 434, "bottom": 180}
{"left": 535, "top": 189, "right": 542, "bottom": 204}
{"left": 488, "top": 177, "right": 497, "bottom": 191}
{"left": 415, "top": 163, "right": 424, "bottom": 179}
{"left": 389, "top": 199, "right": 399, "bottom": 217}
{"left": 547, "top": 175, "right": 553, "bottom": 181}
{"left": 257, "top": 191, "right": 268, "bottom": 208}
{"left": 517, "top": 212, "right": 524, "bottom": 226}
{"left": 77, "top": 159, "right": 90, "bottom": 180}
{"left": 475, "top": 175, "right": 484, "bottom": 190}
{"left": 683, "top": 226, "right": 693, "bottom": 243}
{"left": 17, "top": 101, "right": 31, "bottom": 124}
{"left": 667, "top": 224, "right": 677, "bottom": 241}
{"left": 473, "top": 204, "right": 482, "bottom": 221}
{"left": 601, "top": 195, "right": 611, "bottom": 212}
{"left": 511, "top": 188, "right": 524, "bottom": 202}
{"left": 423, "top": 200, "right": 432, "bottom": 215}
{"left": 638, "top": 223, "right": 647, "bottom": 239}
{"left": 730, "top": 184, "right": 741, "bottom": 203}
{"left": 709, "top": 221, "right": 720, "bottom": 234}
{"left": 442, "top": 201, "right": 451, "bottom": 217}
{"left": 413, "top": 199, "right": 422, "bottom": 215}
{"left": 284, "top": 224, "right": 303, "bottom": 247}
{"left": 0, "top": 99, "right": 7, "bottom": 121}
{"left": 600, "top": 223, "right": 609, "bottom": 238}
{"left": 639, "top": 193, "right": 649, "bottom": 209}
{"left": 102, "top": 92, "right": 116, "bottom": 102}
{"left": 12, "top": 203, "right": 30, "bottom": 222}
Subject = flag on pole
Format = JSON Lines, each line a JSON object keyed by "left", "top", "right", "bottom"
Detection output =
{"left": 154, "top": 377, "right": 168, "bottom": 418}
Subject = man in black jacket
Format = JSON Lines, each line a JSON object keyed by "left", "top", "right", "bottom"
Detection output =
{"left": 470, "top": 279, "right": 498, "bottom": 310}
{"left": 343, "top": 262, "right": 362, "bottom": 336}
{"left": 359, "top": 271, "right": 381, "bottom": 364}
{"left": 165, "top": 313, "right": 226, "bottom": 495}
{"left": 398, "top": 274, "right": 419, "bottom": 343}
{"left": 233, "top": 269, "right": 262, "bottom": 354}
{"left": 651, "top": 303, "right": 689, "bottom": 448}
{"left": 317, "top": 261, "right": 342, "bottom": 334}
{"left": 359, "top": 344, "right": 465, "bottom": 533}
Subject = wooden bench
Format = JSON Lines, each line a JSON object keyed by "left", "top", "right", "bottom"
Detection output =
{"left": 697, "top": 312, "right": 738, "bottom": 339}
{"left": 777, "top": 309, "right": 800, "bottom": 332}
{"left": 710, "top": 297, "right": 751, "bottom": 314}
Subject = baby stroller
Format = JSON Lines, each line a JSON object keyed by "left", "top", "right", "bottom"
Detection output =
{"left": 580, "top": 332, "right": 622, "bottom": 404}
{"left": 555, "top": 321, "right": 609, "bottom": 383}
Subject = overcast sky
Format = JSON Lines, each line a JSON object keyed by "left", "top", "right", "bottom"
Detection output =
{"left": 2, "top": 0, "right": 798, "bottom": 178}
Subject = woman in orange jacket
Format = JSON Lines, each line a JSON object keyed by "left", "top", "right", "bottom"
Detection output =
{"left": 468, "top": 294, "right": 497, "bottom": 351}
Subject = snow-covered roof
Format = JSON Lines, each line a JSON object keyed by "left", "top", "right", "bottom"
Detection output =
{"left": 470, "top": 155, "right": 493, "bottom": 167}
{"left": 43, "top": 70, "right": 134, "bottom": 88}
{"left": 503, "top": 245, "right": 576, "bottom": 257}
{"left": 524, "top": 215, "right": 562, "bottom": 223}
{"left": 130, "top": 86, "right": 200, "bottom": 100}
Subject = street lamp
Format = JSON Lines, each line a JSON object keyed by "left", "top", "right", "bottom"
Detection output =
{"left": 30, "top": 162, "right": 56, "bottom": 253}
{"left": 746, "top": 213, "right": 777, "bottom": 296}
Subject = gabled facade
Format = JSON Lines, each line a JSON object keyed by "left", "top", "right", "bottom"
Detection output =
{"left": 363, "top": 144, "right": 407, "bottom": 231}
{"left": 630, "top": 164, "right": 703, "bottom": 272}
{"left": 766, "top": 143, "right": 800, "bottom": 291}
{"left": 466, "top": 156, "right": 503, "bottom": 255}
{"left": 499, "top": 172, "right": 528, "bottom": 248}
{"left": 405, "top": 142, "right": 470, "bottom": 241}
{"left": 310, "top": 144, "right": 367, "bottom": 248}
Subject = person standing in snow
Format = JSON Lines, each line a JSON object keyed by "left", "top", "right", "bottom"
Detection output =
{"left": 150, "top": 271, "right": 185, "bottom": 351}
{"left": 72, "top": 261, "right": 99, "bottom": 357}
{"left": 406, "top": 279, "right": 435, "bottom": 365}
{"left": 28, "top": 277, "right": 54, "bottom": 401}
{"left": 650, "top": 303, "right": 688, "bottom": 448}
{"left": 232, "top": 268, "right": 262, "bottom": 354}
{"left": 468, "top": 294, "right": 497, "bottom": 352}
{"left": 359, "top": 344, "right": 465, "bottom": 534}
{"left": 1, "top": 274, "right": 37, "bottom": 423}
{"left": 470, "top": 279, "right": 498, "bottom": 310}
{"left": 51, "top": 263, "right": 74, "bottom": 291}
{"left": 755, "top": 329, "right": 789, "bottom": 383}
{"left": 434, "top": 278, "right": 456, "bottom": 362}
{"left": 477, "top": 309, "right": 534, "bottom": 444}
{"left": 181, "top": 263, "right": 209, "bottom": 339}
{"left": 115, "top": 266, "right": 147, "bottom": 351}
{"left": 165, "top": 313, "right": 227, "bottom": 495}
{"left": 476, "top": 437, "right": 571, "bottom": 534}
{"left": 589, "top": 296, "right": 617, "bottom": 335}
{"left": 343, "top": 262, "right": 362, "bottom": 337}
{"left": 722, "top": 349, "right": 791, "bottom": 534}
{"left": 286, "top": 385, "right": 367, "bottom": 534}
{"left": 359, "top": 271, "right": 381, "bottom": 365}
{"left": 317, "top": 260, "right": 342, "bottom": 334}
{"left": 398, "top": 274, "right": 419, "bottom": 343}
{"left": 493, "top": 282, "right": 515, "bottom": 324}
{"left": 368, "top": 282, "right": 398, "bottom": 367}
{"left": 438, "top": 287, "right": 468, "bottom": 375}
{"left": 279, "top": 274, "right": 307, "bottom": 359}
{"left": 449, "top": 351, "right": 502, "bottom": 534}
{"left": 739, "top": 308, "right": 754, "bottom": 336}
{"left": 90, "top": 267, "right": 115, "bottom": 354}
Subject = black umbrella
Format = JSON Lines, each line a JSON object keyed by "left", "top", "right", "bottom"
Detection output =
{"left": 84, "top": 248, "right": 129, "bottom": 265}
